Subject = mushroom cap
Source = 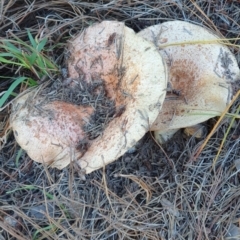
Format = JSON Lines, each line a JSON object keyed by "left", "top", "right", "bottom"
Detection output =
{"left": 68, "top": 21, "right": 167, "bottom": 173}
{"left": 10, "top": 21, "right": 167, "bottom": 172}
{"left": 138, "top": 20, "right": 240, "bottom": 132}
{"left": 10, "top": 91, "right": 93, "bottom": 169}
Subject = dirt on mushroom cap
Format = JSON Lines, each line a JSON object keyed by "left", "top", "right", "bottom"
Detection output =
{"left": 67, "top": 21, "right": 167, "bottom": 173}
{"left": 138, "top": 20, "right": 240, "bottom": 132}
{"left": 10, "top": 21, "right": 167, "bottom": 172}
{"left": 10, "top": 90, "right": 93, "bottom": 168}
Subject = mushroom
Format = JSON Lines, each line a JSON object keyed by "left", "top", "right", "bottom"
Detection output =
{"left": 10, "top": 90, "right": 93, "bottom": 169}
{"left": 137, "top": 20, "right": 240, "bottom": 143}
{"left": 68, "top": 21, "right": 167, "bottom": 173}
{"left": 10, "top": 21, "right": 167, "bottom": 173}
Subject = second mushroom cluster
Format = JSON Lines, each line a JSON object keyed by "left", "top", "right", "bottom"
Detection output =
{"left": 10, "top": 21, "right": 240, "bottom": 174}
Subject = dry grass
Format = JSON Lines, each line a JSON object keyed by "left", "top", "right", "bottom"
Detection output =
{"left": 0, "top": 0, "right": 240, "bottom": 239}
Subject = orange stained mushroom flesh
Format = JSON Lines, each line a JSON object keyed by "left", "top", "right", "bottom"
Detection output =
{"left": 138, "top": 20, "right": 240, "bottom": 143}
{"left": 10, "top": 21, "right": 168, "bottom": 172}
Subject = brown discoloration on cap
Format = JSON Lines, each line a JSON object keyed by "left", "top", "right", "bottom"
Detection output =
{"left": 10, "top": 21, "right": 167, "bottom": 171}
{"left": 10, "top": 92, "right": 93, "bottom": 168}
{"left": 67, "top": 21, "right": 167, "bottom": 173}
{"left": 138, "top": 21, "right": 239, "bottom": 135}
{"left": 68, "top": 23, "right": 127, "bottom": 107}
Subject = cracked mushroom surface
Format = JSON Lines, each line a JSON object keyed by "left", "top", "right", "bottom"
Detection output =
{"left": 138, "top": 20, "right": 240, "bottom": 143}
{"left": 10, "top": 21, "right": 167, "bottom": 173}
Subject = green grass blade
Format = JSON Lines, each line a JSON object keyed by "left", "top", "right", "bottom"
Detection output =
{"left": 0, "top": 52, "right": 17, "bottom": 57}
{"left": 27, "top": 29, "right": 37, "bottom": 48}
{"left": 28, "top": 52, "right": 38, "bottom": 65}
{"left": 36, "top": 57, "right": 46, "bottom": 70}
{"left": 27, "top": 78, "right": 38, "bottom": 87}
{"left": 42, "top": 57, "right": 59, "bottom": 71}
{"left": 0, "top": 76, "right": 28, "bottom": 108}
{"left": 6, "top": 185, "right": 37, "bottom": 194}
{"left": 0, "top": 56, "right": 23, "bottom": 65}
{"left": 3, "top": 41, "right": 22, "bottom": 55}
{"left": 37, "top": 38, "right": 48, "bottom": 52}
{"left": 15, "top": 148, "right": 23, "bottom": 167}
{"left": 33, "top": 225, "right": 56, "bottom": 240}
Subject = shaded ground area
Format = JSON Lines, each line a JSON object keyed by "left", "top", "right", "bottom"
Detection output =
{"left": 0, "top": 1, "right": 240, "bottom": 239}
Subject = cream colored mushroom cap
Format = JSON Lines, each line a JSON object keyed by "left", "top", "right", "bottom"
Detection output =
{"left": 138, "top": 20, "right": 240, "bottom": 132}
{"left": 10, "top": 91, "right": 92, "bottom": 169}
{"left": 68, "top": 21, "right": 167, "bottom": 173}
